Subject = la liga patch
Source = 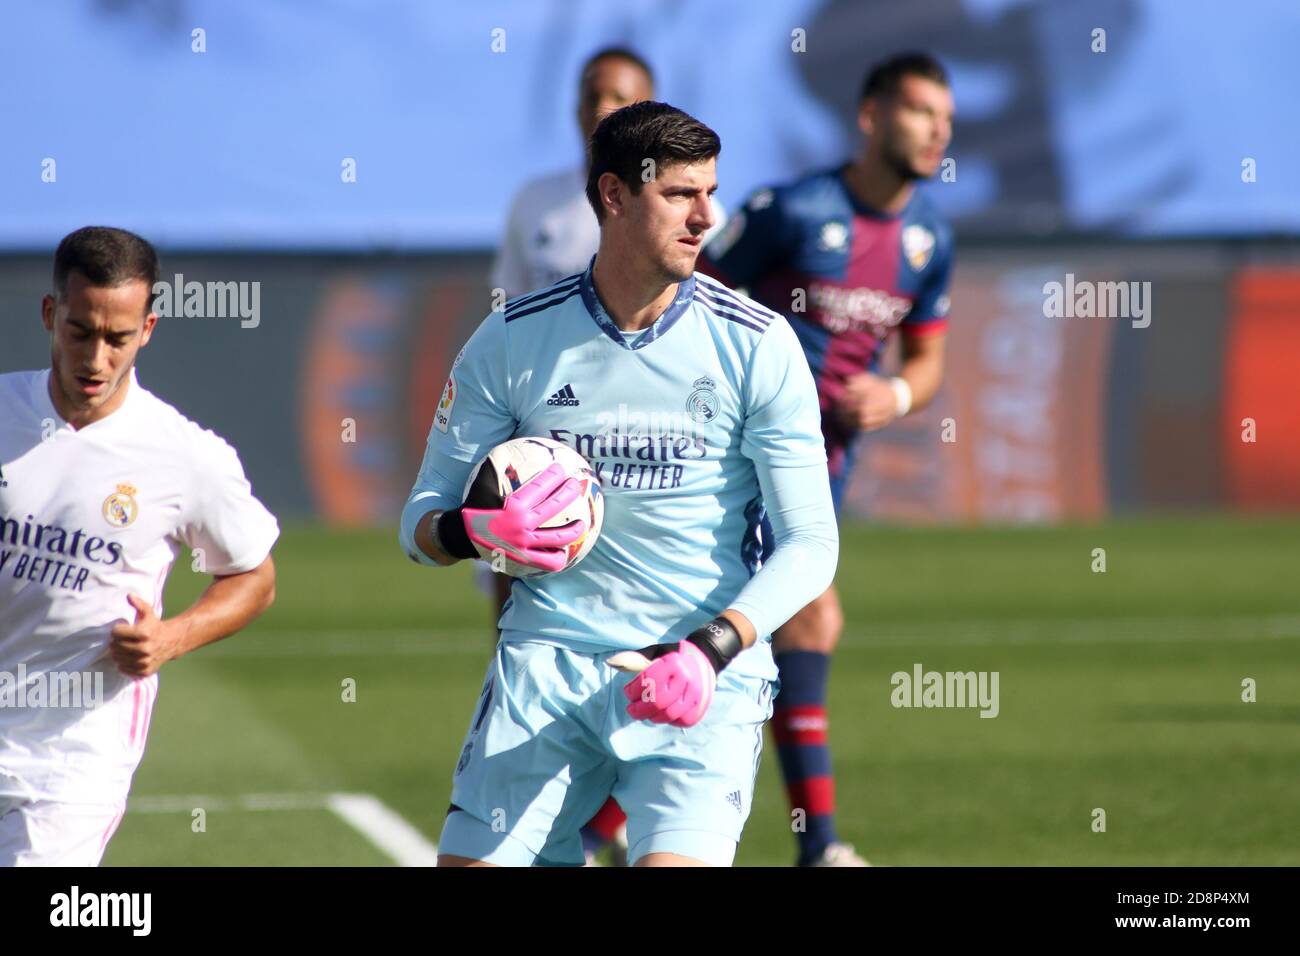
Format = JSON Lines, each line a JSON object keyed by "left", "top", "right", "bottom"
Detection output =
{"left": 434, "top": 372, "right": 456, "bottom": 433}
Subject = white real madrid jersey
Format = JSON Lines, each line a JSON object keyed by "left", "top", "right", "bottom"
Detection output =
{"left": 0, "top": 368, "right": 279, "bottom": 801}
{"left": 491, "top": 165, "right": 729, "bottom": 298}
{"left": 401, "top": 264, "right": 838, "bottom": 681}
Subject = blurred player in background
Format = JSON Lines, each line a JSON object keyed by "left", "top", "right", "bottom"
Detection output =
{"left": 0, "top": 227, "right": 279, "bottom": 865}
{"left": 493, "top": 46, "right": 654, "bottom": 298}
{"left": 488, "top": 45, "right": 724, "bottom": 865}
{"left": 494, "top": 45, "right": 725, "bottom": 298}
{"left": 700, "top": 52, "right": 955, "bottom": 867}
{"left": 401, "top": 101, "right": 837, "bottom": 866}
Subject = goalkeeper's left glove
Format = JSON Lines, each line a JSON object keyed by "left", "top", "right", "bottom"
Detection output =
{"left": 616, "top": 617, "right": 744, "bottom": 728}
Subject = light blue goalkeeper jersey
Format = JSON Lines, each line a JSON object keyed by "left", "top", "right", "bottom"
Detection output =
{"left": 399, "top": 260, "right": 838, "bottom": 680}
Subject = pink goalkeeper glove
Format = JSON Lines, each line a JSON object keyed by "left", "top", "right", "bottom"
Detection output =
{"left": 621, "top": 641, "right": 718, "bottom": 728}
{"left": 461, "top": 463, "right": 585, "bottom": 573}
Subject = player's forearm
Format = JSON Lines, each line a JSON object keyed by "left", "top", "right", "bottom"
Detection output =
{"left": 169, "top": 556, "right": 276, "bottom": 656}
{"left": 400, "top": 485, "right": 464, "bottom": 567}
{"left": 897, "top": 336, "right": 946, "bottom": 413}
{"left": 728, "top": 464, "right": 838, "bottom": 640}
{"left": 411, "top": 509, "right": 460, "bottom": 566}
{"left": 717, "top": 608, "right": 758, "bottom": 651}
{"left": 732, "top": 522, "right": 837, "bottom": 639}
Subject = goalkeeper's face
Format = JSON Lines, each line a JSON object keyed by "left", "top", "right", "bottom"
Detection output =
{"left": 626, "top": 158, "right": 718, "bottom": 283}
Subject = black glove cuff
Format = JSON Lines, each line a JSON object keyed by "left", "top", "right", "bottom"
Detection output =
{"left": 685, "top": 617, "right": 744, "bottom": 673}
{"left": 435, "top": 508, "right": 478, "bottom": 560}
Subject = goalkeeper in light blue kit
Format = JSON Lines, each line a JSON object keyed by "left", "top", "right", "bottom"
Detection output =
{"left": 400, "top": 101, "right": 838, "bottom": 867}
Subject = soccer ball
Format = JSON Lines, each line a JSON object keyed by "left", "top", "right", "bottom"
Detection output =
{"left": 463, "top": 436, "right": 604, "bottom": 577}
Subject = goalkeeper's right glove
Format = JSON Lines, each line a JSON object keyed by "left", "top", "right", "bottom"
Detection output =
{"left": 436, "top": 463, "right": 584, "bottom": 573}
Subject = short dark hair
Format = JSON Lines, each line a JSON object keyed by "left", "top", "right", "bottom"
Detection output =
{"left": 860, "top": 51, "right": 949, "bottom": 102}
{"left": 585, "top": 101, "right": 720, "bottom": 221}
{"left": 580, "top": 46, "right": 655, "bottom": 89}
{"left": 53, "top": 226, "right": 159, "bottom": 307}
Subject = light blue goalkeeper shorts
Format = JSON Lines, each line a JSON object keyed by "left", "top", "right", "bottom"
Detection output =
{"left": 439, "top": 634, "right": 775, "bottom": 867}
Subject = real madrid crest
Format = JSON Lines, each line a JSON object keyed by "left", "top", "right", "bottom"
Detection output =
{"left": 686, "top": 376, "right": 719, "bottom": 424}
{"left": 103, "top": 482, "right": 139, "bottom": 529}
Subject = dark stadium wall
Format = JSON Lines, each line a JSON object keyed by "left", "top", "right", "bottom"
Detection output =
{"left": 2, "top": 246, "right": 1296, "bottom": 524}
{"left": 0, "top": 256, "right": 317, "bottom": 520}
{"left": 846, "top": 259, "right": 1113, "bottom": 523}
{"left": 0, "top": 254, "right": 491, "bottom": 523}
{"left": 1104, "top": 271, "right": 1231, "bottom": 513}
{"left": 297, "top": 266, "right": 479, "bottom": 524}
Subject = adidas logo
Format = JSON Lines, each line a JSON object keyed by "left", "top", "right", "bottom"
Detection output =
{"left": 546, "top": 384, "right": 580, "bottom": 407}
{"left": 725, "top": 790, "right": 742, "bottom": 812}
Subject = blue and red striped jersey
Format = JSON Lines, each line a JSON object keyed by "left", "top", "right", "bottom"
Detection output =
{"left": 700, "top": 165, "right": 953, "bottom": 477}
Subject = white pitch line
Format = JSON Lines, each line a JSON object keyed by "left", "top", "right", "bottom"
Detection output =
{"left": 129, "top": 792, "right": 329, "bottom": 813}
{"left": 325, "top": 792, "right": 440, "bottom": 867}
{"left": 128, "top": 791, "right": 439, "bottom": 866}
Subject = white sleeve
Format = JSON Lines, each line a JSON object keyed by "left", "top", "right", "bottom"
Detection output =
{"left": 179, "top": 434, "right": 280, "bottom": 576}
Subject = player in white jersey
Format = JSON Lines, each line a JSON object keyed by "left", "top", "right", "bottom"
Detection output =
{"left": 0, "top": 227, "right": 278, "bottom": 866}
{"left": 401, "top": 102, "right": 838, "bottom": 866}
{"left": 492, "top": 47, "right": 654, "bottom": 298}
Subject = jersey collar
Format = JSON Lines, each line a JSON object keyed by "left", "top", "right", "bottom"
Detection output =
{"left": 836, "top": 163, "right": 915, "bottom": 221}
{"left": 579, "top": 256, "right": 696, "bottom": 351}
{"left": 38, "top": 367, "right": 143, "bottom": 434}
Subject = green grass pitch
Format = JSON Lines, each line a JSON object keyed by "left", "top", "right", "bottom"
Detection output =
{"left": 104, "top": 515, "right": 1300, "bottom": 866}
